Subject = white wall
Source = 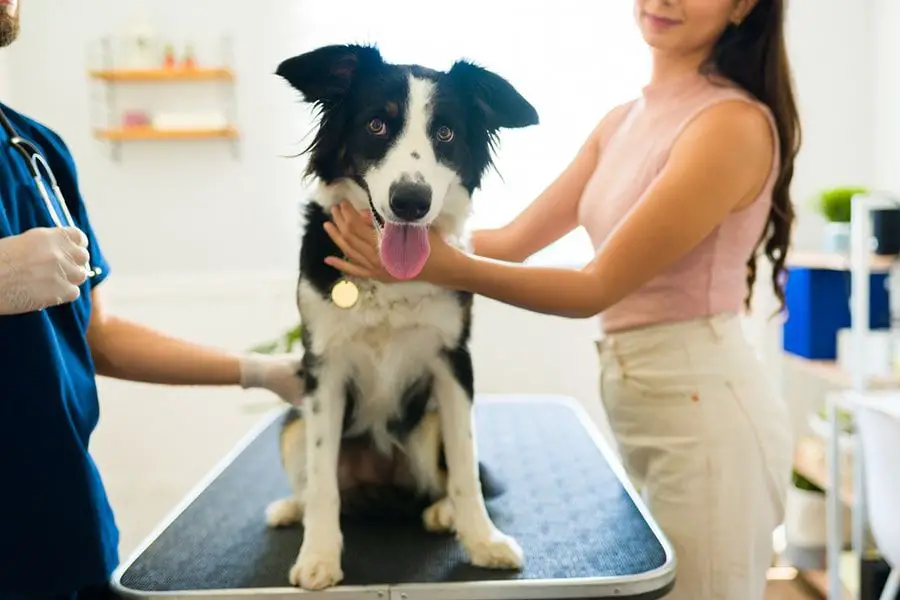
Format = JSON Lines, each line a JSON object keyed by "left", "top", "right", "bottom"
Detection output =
{"left": 0, "top": 53, "right": 10, "bottom": 101}
{"left": 0, "top": 1, "right": 889, "bottom": 440}
{"left": 5, "top": 0, "right": 306, "bottom": 275}
{"left": 786, "top": 0, "right": 877, "bottom": 249}
{"left": 873, "top": 0, "right": 900, "bottom": 193}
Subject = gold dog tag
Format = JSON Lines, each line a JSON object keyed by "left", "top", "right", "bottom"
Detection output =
{"left": 331, "top": 279, "right": 359, "bottom": 309}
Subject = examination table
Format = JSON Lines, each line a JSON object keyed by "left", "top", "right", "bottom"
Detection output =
{"left": 110, "top": 395, "right": 676, "bottom": 599}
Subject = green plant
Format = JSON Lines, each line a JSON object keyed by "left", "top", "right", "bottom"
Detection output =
{"left": 249, "top": 323, "right": 303, "bottom": 354}
{"left": 816, "top": 405, "right": 856, "bottom": 434}
{"left": 791, "top": 468, "right": 825, "bottom": 493}
{"left": 814, "top": 186, "right": 868, "bottom": 223}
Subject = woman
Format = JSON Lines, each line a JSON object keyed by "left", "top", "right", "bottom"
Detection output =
{"left": 324, "top": 0, "right": 799, "bottom": 598}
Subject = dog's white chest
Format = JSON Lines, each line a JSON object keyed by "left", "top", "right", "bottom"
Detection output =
{"left": 298, "top": 279, "right": 466, "bottom": 442}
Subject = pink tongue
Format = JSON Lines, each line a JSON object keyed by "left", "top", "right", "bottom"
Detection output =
{"left": 379, "top": 222, "right": 430, "bottom": 280}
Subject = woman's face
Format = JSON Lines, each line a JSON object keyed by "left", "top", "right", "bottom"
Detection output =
{"left": 634, "top": 0, "right": 755, "bottom": 56}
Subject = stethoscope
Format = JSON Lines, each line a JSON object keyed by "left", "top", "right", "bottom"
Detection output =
{"left": 0, "top": 105, "right": 101, "bottom": 279}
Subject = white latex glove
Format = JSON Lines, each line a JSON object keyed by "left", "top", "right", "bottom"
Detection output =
{"left": 239, "top": 352, "right": 306, "bottom": 405}
{"left": 0, "top": 227, "right": 91, "bottom": 316}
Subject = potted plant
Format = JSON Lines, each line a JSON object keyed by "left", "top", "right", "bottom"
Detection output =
{"left": 813, "top": 186, "right": 867, "bottom": 253}
{"left": 784, "top": 469, "right": 827, "bottom": 548}
{"left": 784, "top": 468, "right": 852, "bottom": 553}
{"left": 249, "top": 323, "right": 303, "bottom": 354}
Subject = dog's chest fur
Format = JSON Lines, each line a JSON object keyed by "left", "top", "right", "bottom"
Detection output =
{"left": 297, "top": 188, "right": 470, "bottom": 453}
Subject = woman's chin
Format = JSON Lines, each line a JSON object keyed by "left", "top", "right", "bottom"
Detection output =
{"left": 641, "top": 32, "right": 682, "bottom": 53}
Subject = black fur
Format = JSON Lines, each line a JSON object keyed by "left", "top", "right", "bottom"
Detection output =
{"left": 298, "top": 203, "right": 343, "bottom": 300}
{"left": 386, "top": 375, "right": 435, "bottom": 439}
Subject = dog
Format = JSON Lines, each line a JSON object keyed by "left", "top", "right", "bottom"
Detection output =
{"left": 263, "top": 43, "right": 539, "bottom": 591}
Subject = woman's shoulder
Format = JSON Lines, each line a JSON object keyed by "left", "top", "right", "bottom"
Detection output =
{"left": 601, "top": 98, "right": 639, "bottom": 129}
{"left": 590, "top": 99, "right": 639, "bottom": 148}
{"left": 699, "top": 74, "right": 775, "bottom": 119}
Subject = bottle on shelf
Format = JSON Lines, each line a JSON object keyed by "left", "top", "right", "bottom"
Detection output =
{"left": 162, "top": 43, "right": 176, "bottom": 69}
{"left": 182, "top": 43, "right": 196, "bottom": 69}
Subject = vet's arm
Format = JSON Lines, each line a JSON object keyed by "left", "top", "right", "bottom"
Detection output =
{"left": 472, "top": 104, "right": 629, "bottom": 263}
{"left": 86, "top": 287, "right": 243, "bottom": 384}
{"left": 431, "top": 101, "right": 775, "bottom": 319}
{"left": 86, "top": 287, "right": 303, "bottom": 402}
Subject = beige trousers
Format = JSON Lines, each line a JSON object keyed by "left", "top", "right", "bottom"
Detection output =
{"left": 597, "top": 313, "right": 794, "bottom": 600}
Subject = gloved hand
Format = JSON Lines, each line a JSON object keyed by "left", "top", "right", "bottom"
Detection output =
{"left": 0, "top": 227, "right": 91, "bottom": 316}
{"left": 239, "top": 352, "right": 306, "bottom": 405}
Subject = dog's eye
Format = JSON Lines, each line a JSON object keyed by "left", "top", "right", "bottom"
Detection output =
{"left": 367, "top": 118, "right": 387, "bottom": 135}
{"left": 435, "top": 125, "right": 454, "bottom": 142}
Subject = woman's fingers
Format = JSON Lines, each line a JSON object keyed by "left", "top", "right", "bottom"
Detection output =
{"left": 324, "top": 255, "right": 373, "bottom": 279}
{"left": 332, "top": 202, "right": 382, "bottom": 263}
{"left": 323, "top": 222, "right": 376, "bottom": 271}
{"left": 324, "top": 200, "right": 401, "bottom": 283}
{"left": 339, "top": 203, "right": 379, "bottom": 248}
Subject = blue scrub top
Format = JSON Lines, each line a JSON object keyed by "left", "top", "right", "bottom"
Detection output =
{"left": 0, "top": 102, "right": 119, "bottom": 597}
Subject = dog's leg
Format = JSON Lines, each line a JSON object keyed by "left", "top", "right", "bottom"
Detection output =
{"left": 405, "top": 411, "right": 456, "bottom": 533}
{"left": 289, "top": 371, "right": 347, "bottom": 590}
{"left": 267, "top": 415, "right": 308, "bottom": 528}
{"left": 433, "top": 360, "right": 524, "bottom": 569}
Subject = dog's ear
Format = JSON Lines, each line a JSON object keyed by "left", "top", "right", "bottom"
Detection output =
{"left": 276, "top": 44, "right": 383, "bottom": 105}
{"left": 448, "top": 61, "right": 539, "bottom": 131}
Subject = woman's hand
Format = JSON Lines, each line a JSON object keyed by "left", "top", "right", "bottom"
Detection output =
{"left": 323, "top": 201, "right": 463, "bottom": 286}
{"left": 323, "top": 201, "right": 397, "bottom": 283}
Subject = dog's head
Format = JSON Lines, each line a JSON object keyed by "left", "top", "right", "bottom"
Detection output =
{"left": 277, "top": 44, "right": 539, "bottom": 280}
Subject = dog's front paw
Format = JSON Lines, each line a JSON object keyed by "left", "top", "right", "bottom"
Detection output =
{"left": 265, "top": 497, "right": 302, "bottom": 528}
{"left": 422, "top": 497, "right": 455, "bottom": 533}
{"left": 464, "top": 529, "right": 524, "bottom": 570}
{"left": 289, "top": 544, "right": 344, "bottom": 590}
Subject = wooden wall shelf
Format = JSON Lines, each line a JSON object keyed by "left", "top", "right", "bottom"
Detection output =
{"left": 93, "top": 126, "right": 239, "bottom": 141}
{"left": 784, "top": 353, "right": 900, "bottom": 389}
{"left": 89, "top": 34, "right": 240, "bottom": 160}
{"left": 787, "top": 250, "right": 896, "bottom": 273}
{"left": 89, "top": 67, "right": 235, "bottom": 82}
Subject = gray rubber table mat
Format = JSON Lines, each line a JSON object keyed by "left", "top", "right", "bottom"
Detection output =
{"left": 113, "top": 396, "right": 674, "bottom": 599}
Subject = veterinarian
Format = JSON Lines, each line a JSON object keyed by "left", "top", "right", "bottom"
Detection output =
{"left": 0, "top": 3, "right": 304, "bottom": 599}
{"left": 324, "top": 0, "right": 797, "bottom": 598}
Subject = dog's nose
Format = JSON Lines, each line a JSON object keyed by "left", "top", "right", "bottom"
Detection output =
{"left": 389, "top": 183, "right": 432, "bottom": 222}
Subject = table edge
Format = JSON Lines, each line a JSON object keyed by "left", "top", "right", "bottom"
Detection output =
{"left": 110, "top": 394, "right": 677, "bottom": 599}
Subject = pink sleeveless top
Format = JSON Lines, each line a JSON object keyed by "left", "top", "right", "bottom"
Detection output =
{"left": 577, "top": 72, "right": 779, "bottom": 334}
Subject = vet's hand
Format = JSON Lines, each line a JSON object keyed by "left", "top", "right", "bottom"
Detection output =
{"left": 323, "top": 201, "right": 398, "bottom": 283}
{"left": 239, "top": 353, "right": 305, "bottom": 406}
{"left": 0, "top": 227, "right": 91, "bottom": 315}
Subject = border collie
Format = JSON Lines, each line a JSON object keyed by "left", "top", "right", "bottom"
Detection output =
{"left": 263, "top": 43, "right": 539, "bottom": 590}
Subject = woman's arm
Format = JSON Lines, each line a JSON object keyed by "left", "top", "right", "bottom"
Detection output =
{"left": 472, "top": 103, "right": 632, "bottom": 262}
{"left": 432, "top": 101, "right": 775, "bottom": 317}
{"left": 327, "top": 100, "right": 775, "bottom": 319}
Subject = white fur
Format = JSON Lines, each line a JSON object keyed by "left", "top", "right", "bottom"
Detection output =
{"left": 297, "top": 273, "right": 463, "bottom": 455}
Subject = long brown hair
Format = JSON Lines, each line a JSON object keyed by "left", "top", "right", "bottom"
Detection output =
{"left": 703, "top": 0, "right": 800, "bottom": 314}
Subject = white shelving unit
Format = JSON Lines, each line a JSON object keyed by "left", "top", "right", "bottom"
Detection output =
{"left": 824, "top": 191, "right": 900, "bottom": 599}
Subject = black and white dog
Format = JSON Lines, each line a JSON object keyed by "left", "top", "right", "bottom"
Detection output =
{"left": 264, "top": 44, "right": 539, "bottom": 590}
